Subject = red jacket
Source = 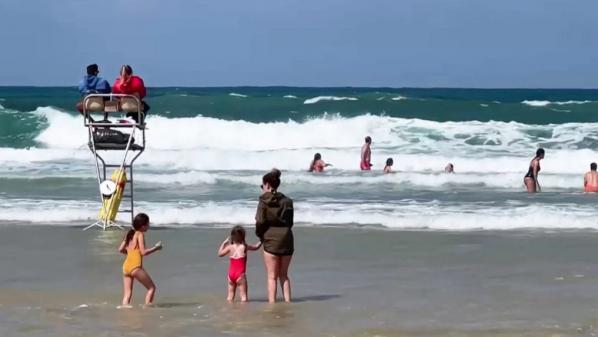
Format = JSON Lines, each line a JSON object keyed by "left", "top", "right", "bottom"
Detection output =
{"left": 113, "top": 75, "right": 146, "bottom": 99}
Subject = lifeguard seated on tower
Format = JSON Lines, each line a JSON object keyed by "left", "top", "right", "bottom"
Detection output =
{"left": 76, "top": 64, "right": 149, "bottom": 124}
{"left": 76, "top": 64, "right": 111, "bottom": 114}
{"left": 113, "top": 65, "right": 150, "bottom": 124}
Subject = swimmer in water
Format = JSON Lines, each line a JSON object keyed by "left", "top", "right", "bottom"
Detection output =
{"left": 584, "top": 162, "right": 598, "bottom": 193}
{"left": 444, "top": 163, "right": 454, "bottom": 173}
{"left": 523, "top": 148, "right": 545, "bottom": 193}
{"left": 360, "top": 136, "right": 372, "bottom": 170}
{"left": 384, "top": 158, "right": 394, "bottom": 173}
{"left": 308, "top": 153, "right": 332, "bottom": 172}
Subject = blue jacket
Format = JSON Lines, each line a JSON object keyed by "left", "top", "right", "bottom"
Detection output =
{"left": 78, "top": 75, "right": 111, "bottom": 95}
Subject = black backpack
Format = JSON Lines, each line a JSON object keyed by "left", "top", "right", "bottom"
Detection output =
{"left": 93, "top": 128, "right": 133, "bottom": 144}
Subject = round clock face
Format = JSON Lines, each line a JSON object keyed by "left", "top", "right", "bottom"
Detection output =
{"left": 100, "top": 180, "right": 117, "bottom": 197}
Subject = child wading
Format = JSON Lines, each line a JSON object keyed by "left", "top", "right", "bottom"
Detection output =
{"left": 118, "top": 213, "right": 162, "bottom": 307}
{"left": 218, "top": 226, "right": 262, "bottom": 302}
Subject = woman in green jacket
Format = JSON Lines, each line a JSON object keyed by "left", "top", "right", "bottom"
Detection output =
{"left": 255, "top": 169, "right": 294, "bottom": 303}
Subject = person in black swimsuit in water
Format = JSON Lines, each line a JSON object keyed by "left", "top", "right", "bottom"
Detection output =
{"left": 524, "top": 148, "right": 545, "bottom": 193}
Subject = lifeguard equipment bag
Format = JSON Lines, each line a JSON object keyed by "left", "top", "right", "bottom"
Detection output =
{"left": 93, "top": 128, "right": 134, "bottom": 145}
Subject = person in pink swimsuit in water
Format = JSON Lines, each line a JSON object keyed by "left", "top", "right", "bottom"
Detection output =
{"left": 309, "top": 153, "right": 332, "bottom": 172}
{"left": 584, "top": 162, "right": 598, "bottom": 193}
{"left": 361, "top": 136, "right": 372, "bottom": 170}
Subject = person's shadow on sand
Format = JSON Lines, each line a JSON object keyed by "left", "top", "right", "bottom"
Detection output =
{"left": 251, "top": 294, "right": 340, "bottom": 303}
{"left": 151, "top": 294, "right": 340, "bottom": 308}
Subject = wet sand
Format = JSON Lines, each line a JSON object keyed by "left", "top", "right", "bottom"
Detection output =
{"left": 2, "top": 225, "right": 598, "bottom": 336}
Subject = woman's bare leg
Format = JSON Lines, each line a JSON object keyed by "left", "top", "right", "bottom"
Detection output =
{"left": 237, "top": 275, "right": 248, "bottom": 302}
{"left": 263, "top": 252, "right": 280, "bottom": 303}
{"left": 132, "top": 268, "right": 156, "bottom": 305}
{"left": 279, "top": 255, "right": 292, "bottom": 302}
{"left": 122, "top": 275, "right": 134, "bottom": 305}
{"left": 524, "top": 178, "right": 536, "bottom": 193}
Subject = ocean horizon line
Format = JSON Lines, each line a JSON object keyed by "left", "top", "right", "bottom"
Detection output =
{"left": 1, "top": 85, "right": 598, "bottom": 91}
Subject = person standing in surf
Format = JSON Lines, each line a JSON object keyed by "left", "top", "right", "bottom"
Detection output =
{"left": 523, "top": 148, "right": 545, "bottom": 193}
{"left": 309, "top": 153, "right": 332, "bottom": 172}
{"left": 255, "top": 169, "right": 294, "bottom": 303}
{"left": 584, "top": 162, "right": 598, "bottom": 192}
{"left": 361, "top": 136, "right": 373, "bottom": 170}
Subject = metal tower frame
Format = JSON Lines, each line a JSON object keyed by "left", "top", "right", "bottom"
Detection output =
{"left": 81, "top": 94, "right": 146, "bottom": 230}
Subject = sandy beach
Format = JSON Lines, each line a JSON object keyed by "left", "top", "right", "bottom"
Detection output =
{"left": 2, "top": 225, "right": 598, "bottom": 336}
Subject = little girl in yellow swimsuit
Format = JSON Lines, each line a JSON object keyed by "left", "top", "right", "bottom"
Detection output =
{"left": 118, "top": 213, "right": 162, "bottom": 307}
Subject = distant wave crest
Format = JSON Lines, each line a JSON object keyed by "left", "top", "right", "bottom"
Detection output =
{"left": 522, "top": 100, "right": 593, "bottom": 107}
{"left": 303, "top": 96, "right": 358, "bottom": 104}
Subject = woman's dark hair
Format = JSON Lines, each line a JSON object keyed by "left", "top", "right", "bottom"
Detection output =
{"left": 536, "top": 148, "right": 545, "bottom": 157}
{"left": 309, "top": 153, "right": 322, "bottom": 172}
{"left": 125, "top": 213, "right": 149, "bottom": 245}
{"left": 592, "top": 162, "right": 597, "bottom": 171}
{"left": 86, "top": 64, "right": 99, "bottom": 75}
{"left": 386, "top": 157, "right": 393, "bottom": 166}
{"left": 365, "top": 136, "right": 372, "bottom": 144}
{"left": 262, "top": 168, "right": 282, "bottom": 190}
{"left": 230, "top": 225, "right": 246, "bottom": 244}
{"left": 121, "top": 65, "right": 133, "bottom": 76}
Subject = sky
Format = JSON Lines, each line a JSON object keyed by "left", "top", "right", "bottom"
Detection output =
{"left": 0, "top": 0, "right": 597, "bottom": 88}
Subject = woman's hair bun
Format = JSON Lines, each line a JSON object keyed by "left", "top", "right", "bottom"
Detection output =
{"left": 263, "top": 168, "right": 282, "bottom": 190}
{"left": 271, "top": 168, "right": 281, "bottom": 179}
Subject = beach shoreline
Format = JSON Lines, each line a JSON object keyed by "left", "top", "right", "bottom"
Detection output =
{"left": 3, "top": 225, "right": 598, "bottom": 336}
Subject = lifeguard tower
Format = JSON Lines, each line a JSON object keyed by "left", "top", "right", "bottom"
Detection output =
{"left": 81, "top": 94, "right": 146, "bottom": 230}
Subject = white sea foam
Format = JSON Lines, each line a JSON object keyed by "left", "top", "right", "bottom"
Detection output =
{"left": 11, "top": 107, "right": 598, "bottom": 175}
{"left": 522, "top": 100, "right": 593, "bottom": 107}
{"left": 136, "top": 171, "right": 586, "bottom": 190}
{"left": 229, "top": 93, "right": 248, "bottom": 98}
{"left": 554, "top": 100, "right": 592, "bottom": 105}
{"left": 0, "top": 167, "right": 588, "bottom": 191}
{"left": 1, "top": 198, "right": 596, "bottom": 230}
{"left": 283, "top": 95, "right": 297, "bottom": 99}
{"left": 303, "top": 96, "right": 358, "bottom": 104}
{"left": 34, "top": 107, "right": 591, "bottom": 152}
{"left": 391, "top": 96, "right": 407, "bottom": 101}
{"left": 522, "top": 100, "right": 551, "bottom": 107}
